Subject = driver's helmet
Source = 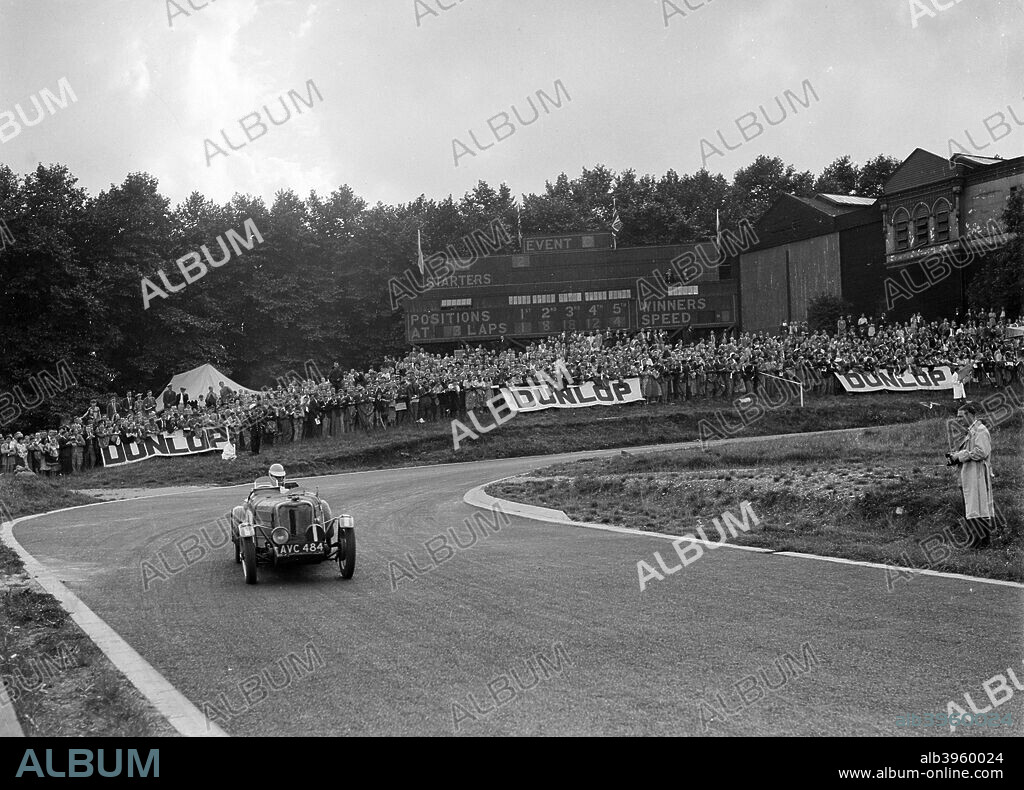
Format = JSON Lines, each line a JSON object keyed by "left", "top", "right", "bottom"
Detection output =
{"left": 269, "top": 463, "right": 286, "bottom": 486}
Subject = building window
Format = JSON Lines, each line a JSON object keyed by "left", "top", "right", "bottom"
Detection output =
{"left": 667, "top": 285, "right": 699, "bottom": 296}
{"left": 558, "top": 292, "right": 582, "bottom": 302}
{"left": 913, "top": 206, "right": 930, "bottom": 246}
{"left": 532, "top": 294, "right": 555, "bottom": 304}
{"left": 934, "top": 201, "right": 951, "bottom": 242}
{"left": 608, "top": 289, "right": 632, "bottom": 299}
{"left": 508, "top": 295, "right": 531, "bottom": 305}
{"left": 584, "top": 291, "right": 607, "bottom": 301}
{"left": 894, "top": 210, "right": 910, "bottom": 251}
{"left": 441, "top": 298, "right": 471, "bottom": 308}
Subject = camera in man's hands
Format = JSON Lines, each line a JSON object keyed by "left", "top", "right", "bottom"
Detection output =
{"left": 945, "top": 452, "right": 961, "bottom": 467}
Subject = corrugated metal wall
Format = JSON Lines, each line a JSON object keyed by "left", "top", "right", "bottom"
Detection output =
{"left": 839, "top": 221, "right": 887, "bottom": 318}
{"left": 740, "top": 233, "right": 842, "bottom": 332}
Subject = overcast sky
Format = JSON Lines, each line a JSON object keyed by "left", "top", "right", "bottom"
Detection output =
{"left": 1, "top": 0, "right": 1021, "bottom": 207}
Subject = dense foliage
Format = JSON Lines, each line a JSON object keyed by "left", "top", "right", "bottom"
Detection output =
{"left": 806, "top": 294, "right": 855, "bottom": 333}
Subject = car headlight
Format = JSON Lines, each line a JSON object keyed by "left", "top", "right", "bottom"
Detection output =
{"left": 338, "top": 515, "right": 354, "bottom": 528}
{"left": 271, "top": 527, "right": 290, "bottom": 545}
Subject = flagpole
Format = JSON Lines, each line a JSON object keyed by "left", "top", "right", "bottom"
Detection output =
{"left": 417, "top": 229, "right": 425, "bottom": 277}
{"left": 516, "top": 198, "right": 523, "bottom": 251}
{"left": 612, "top": 197, "right": 618, "bottom": 250}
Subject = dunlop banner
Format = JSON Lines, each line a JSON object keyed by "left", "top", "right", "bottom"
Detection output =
{"left": 835, "top": 366, "right": 956, "bottom": 393}
{"left": 500, "top": 377, "right": 644, "bottom": 413}
{"left": 100, "top": 427, "right": 231, "bottom": 467}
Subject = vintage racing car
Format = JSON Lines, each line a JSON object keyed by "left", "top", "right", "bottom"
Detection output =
{"left": 228, "top": 476, "right": 355, "bottom": 584}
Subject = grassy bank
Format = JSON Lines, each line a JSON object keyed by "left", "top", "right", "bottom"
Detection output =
{"left": 486, "top": 414, "right": 1024, "bottom": 583}
{"left": 0, "top": 476, "right": 100, "bottom": 575}
{"left": 0, "top": 589, "right": 178, "bottom": 736}
{"left": 0, "top": 476, "right": 174, "bottom": 735}
{"left": 73, "top": 390, "right": 932, "bottom": 490}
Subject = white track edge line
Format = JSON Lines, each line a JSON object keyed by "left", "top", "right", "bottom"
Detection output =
{"left": 463, "top": 481, "right": 1024, "bottom": 590}
{"left": 1, "top": 516, "right": 228, "bottom": 737}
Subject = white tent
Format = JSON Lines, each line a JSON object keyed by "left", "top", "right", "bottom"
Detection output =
{"left": 156, "top": 363, "right": 258, "bottom": 411}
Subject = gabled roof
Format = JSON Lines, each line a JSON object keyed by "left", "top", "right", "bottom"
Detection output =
{"left": 816, "top": 193, "right": 877, "bottom": 207}
{"left": 749, "top": 193, "right": 844, "bottom": 251}
{"left": 884, "top": 148, "right": 1024, "bottom": 195}
{"left": 883, "top": 148, "right": 956, "bottom": 195}
{"left": 950, "top": 153, "right": 1005, "bottom": 168}
{"left": 788, "top": 193, "right": 872, "bottom": 217}
{"left": 748, "top": 192, "right": 881, "bottom": 252}
{"left": 789, "top": 194, "right": 850, "bottom": 217}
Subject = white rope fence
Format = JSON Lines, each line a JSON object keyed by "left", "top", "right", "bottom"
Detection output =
{"left": 759, "top": 373, "right": 805, "bottom": 408}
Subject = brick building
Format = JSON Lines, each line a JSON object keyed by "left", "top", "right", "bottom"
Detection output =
{"left": 880, "top": 149, "right": 1022, "bottom": 318}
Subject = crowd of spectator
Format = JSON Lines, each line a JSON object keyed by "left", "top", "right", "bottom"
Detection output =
{"left": 633, "top": 307, "right": 1022, "bottom": 401}
{"left": 1, "top": 308, "right": 1020, "bottom": 476}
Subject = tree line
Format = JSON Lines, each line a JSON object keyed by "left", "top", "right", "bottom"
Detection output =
{"left": 0, "top": 153, "right": 906, "bottom": 428}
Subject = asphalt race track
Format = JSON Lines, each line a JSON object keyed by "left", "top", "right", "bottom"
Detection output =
{"left": 11, "top": 446, "right": 1024, "bottom": 737}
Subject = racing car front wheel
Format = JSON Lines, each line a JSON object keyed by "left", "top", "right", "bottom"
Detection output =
{"left": 241, "top": 538, "right": 258, "bottom": 584}
{"left": 233, "top": 538, "right": 241, "bottom": 564}
{"left": 338, "top": 527, "right": 355, "bottom": 579}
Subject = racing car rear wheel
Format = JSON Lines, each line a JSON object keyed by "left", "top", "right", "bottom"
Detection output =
{"left": 241, "top": 538, "right": 258, "bottom": 584}
{"left": 337, "top": 527, "right": 355, "bottom": 579}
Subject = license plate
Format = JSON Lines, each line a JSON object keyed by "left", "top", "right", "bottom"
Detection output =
{"left": 276, "top": 542, "right": 325, "bottom": 556}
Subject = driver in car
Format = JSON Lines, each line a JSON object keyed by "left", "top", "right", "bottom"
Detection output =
{"left": 269, "top": 462, "right": 287, "bottom": 488}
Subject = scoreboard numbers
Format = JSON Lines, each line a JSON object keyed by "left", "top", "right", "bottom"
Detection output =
{"left": 406, "top": 292, "right": 735, "bottom": 342}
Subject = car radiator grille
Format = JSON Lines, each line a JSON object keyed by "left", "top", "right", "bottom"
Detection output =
{"left": 280, "top": 503, "right": 315, "bottom": 541}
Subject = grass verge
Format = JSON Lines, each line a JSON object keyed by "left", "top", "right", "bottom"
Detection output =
{"left": 73, "top": 390, "right": 931, "bottom": 489}
{"left": 0, "top": 476, "right": 175, "bottom": 735}
{"left": 485, "top": 414, "right": 1024, "bottom": 584}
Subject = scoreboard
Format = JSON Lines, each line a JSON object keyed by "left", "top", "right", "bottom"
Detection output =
{"left": 403, "top": 235, "right": 740, "bottom": 344}
{"left": 506, "top": 299, "right": 633, "bottom": 334}
{"left": 522, "top": 232, "right": 614, "bottom": 253}
{"left": 406, "top": 299, "right": 634, "bottom": 342}
{"left": 637, "top": 294, "right": 736, "bottom": 328}
{"left": 406, "top": 292, "right": 737, "bottom": 342}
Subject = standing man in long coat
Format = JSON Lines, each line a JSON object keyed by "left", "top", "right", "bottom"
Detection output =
{"left": 947, "top": 401, "right": 995, "bottom": 548}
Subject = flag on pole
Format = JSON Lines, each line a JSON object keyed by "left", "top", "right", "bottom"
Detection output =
{"left": 611, "top": 197, "right": 622, "bottom": 250}
{"left": 417, "top": 229, "right": 425, "bottom": 277}
{"left": 516, "top": 201, "right": 523, "bottom": 249}
{"left": 716, "top": 208, "right": 721, "bottom": 252}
